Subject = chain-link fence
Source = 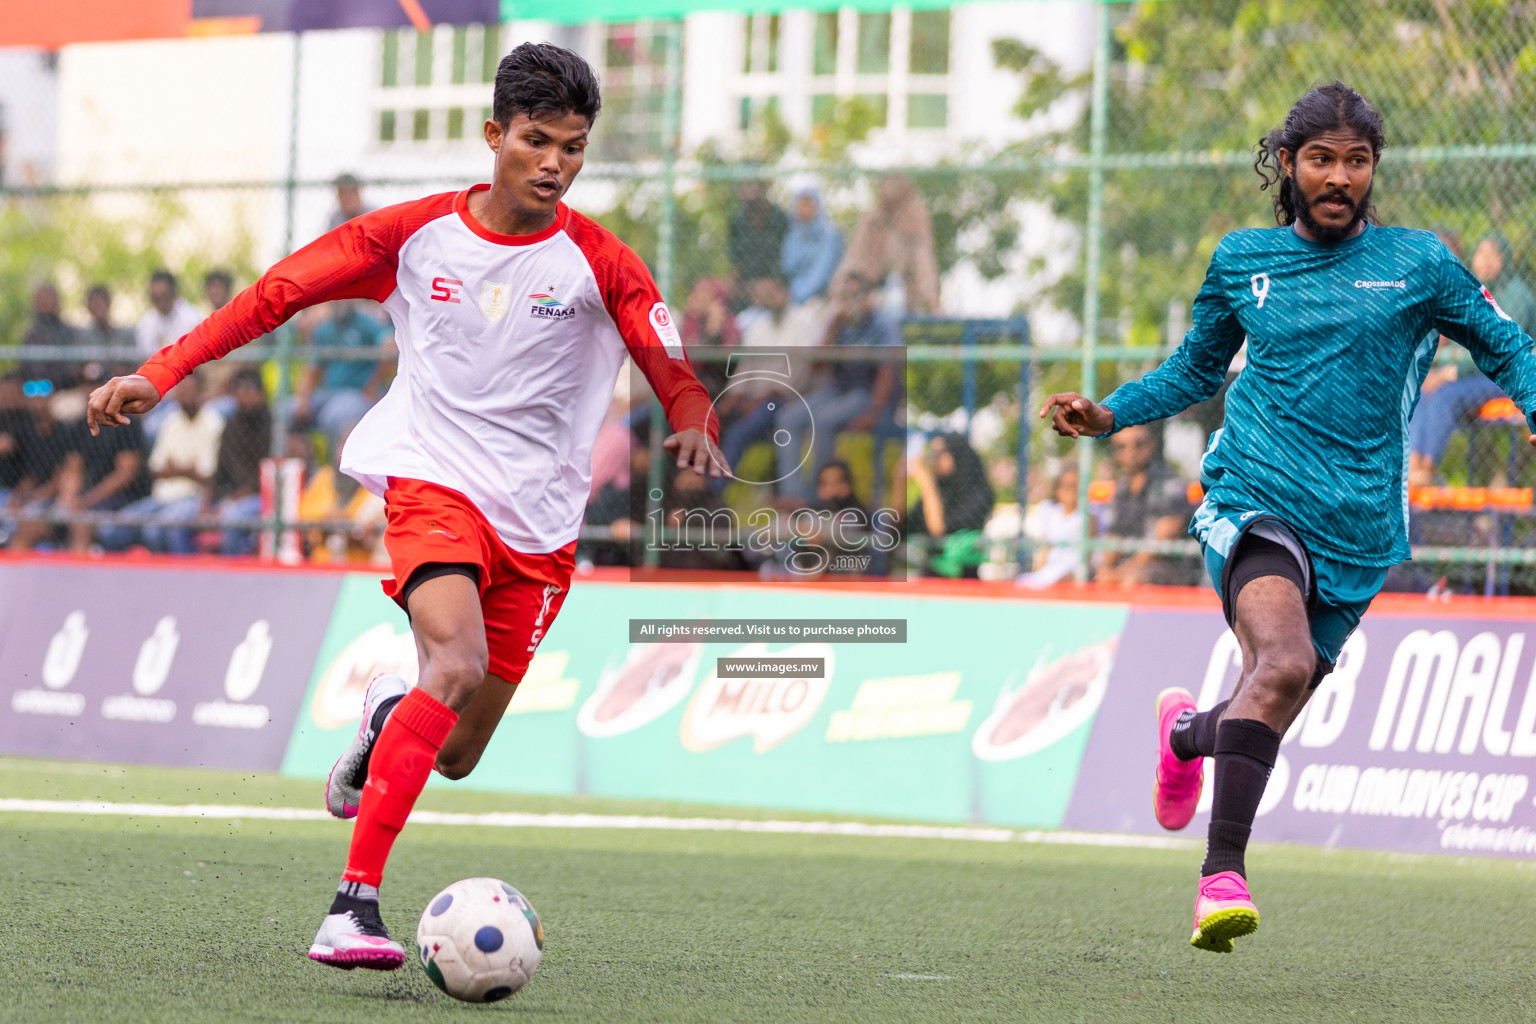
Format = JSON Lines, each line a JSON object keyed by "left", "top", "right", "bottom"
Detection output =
{"left": 4, "top": 2, "right": 1536, "bottom": 590}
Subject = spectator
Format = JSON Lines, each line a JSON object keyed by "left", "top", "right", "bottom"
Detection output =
{"left": 781, "top": 186, "right": 843, "bottom": 306}
{"left": 1095, "top": 424, "right": 1197, "bottom": 587}
{"left": 1018, "top": 465, "right": 1084, "bottom": 589}
{"left": 78, "top": 284, "right": 137, "bottom": 384}
{"left": 19, "top": 282, "right": 79, "bottom": 390}
{"left": 583, "top": 422, "right": 652, "bottom": 567}
{"left": 135, "top": 270, "right": 203, "bottom": 358}
{"left": 209, "top": 369, "right": 272, "bottom": 555}
{"left": 296, "top": 431, "right": 384, "bottom": 563}
{"left": 801, "top": 459, "right": 872, "bottom": 576}
{"left": 715, "top": 276, "right": 826, "bottom": 478}
{"left": 659, "top": 467, "right": 747, "bottom": 571}
{"left": 13, "top": 396, "right": 150, "bottom": 553}
{"left": 1409, "top": 232, "right": 1536, "bottom": 485}
{"left": 774, "top": 271, "right": 899, "bottom": 498}
{"left": 728, "top": 180, "right": 789, "bottom": 302}
{"left": 326, "top": 173, "right": 374, "bottom": 233}
{"left": 0, "top": 381, "right": 72, "bottom": 543}
{"left": 835, "top": 174, "right": 941, "bottom": 314}
{"left": 681, "top": 277, "right": 739, "bottom": 396}
{"left": 292, "top": 301, "right": 394, "bottom": 448}
{"left": 904, "top": 432, "right": 993, "bottom": 577}
{"left": 203, "top": 270, "right": 234, "bottom": 311}
{"left": 98, "top": 375, "right": 224, "bottom": 554}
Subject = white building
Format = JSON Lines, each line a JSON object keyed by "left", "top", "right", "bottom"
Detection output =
{"left": 48, "top": 5, "right": 1092, "bottom": 324}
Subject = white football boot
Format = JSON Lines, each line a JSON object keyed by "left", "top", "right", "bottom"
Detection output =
{"left": 308, "top": 905, "right": 406, "bottom": 970}
{"left": 325, "top": 674, "right": 409, "bottom": 819}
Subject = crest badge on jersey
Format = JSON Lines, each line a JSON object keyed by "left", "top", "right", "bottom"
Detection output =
{"left": 649, "top": 301, "right": 684, "bottom": 358}
{"left": 479, "top": 281, "right": 512, "bottom": 323}
{"left": 1481, "top": 285, "right": 1514, "bottom": 322}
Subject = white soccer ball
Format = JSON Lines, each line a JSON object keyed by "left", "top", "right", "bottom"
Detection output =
{"left": 416, "top": 877, "right": 544, "bottom": 1002}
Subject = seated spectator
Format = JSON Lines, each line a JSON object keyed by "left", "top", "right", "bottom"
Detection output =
{"left": 659, "top": 467, "right": 747, "bottom": 571}
{"left": 208, "top": 370, "right": 272, "bottom": 556}
{"left": 834, "top": 174, "right": 940, "bottom": 314}
{"left": 681, "top": 277, "right": 739, "bottom": 395}
{"left": 728, "top": 180, "right": 789, "bottom": 306}
{"left": 0, "top": 382, "right": 71, "bottom": 545}
{"left": 197, "top": 270, "right": 241, "bottom": 405}
{"left": 135, "top": 269, "right": 204, "bottom": 358}
{"left": 1095, "top": 424, "right": 1198, "bottom": 587}
{"left": 13, "top": 394, "right": 151, "bottom": 553}
{"left": 297, "top": 432, "right": 384, "bottom": 563}
{"left": 583, "top": 422, "right": 652, "bottom": 567}
{"left": 78, "top": 284, "right": 138, "bottom": 385}
{"left": 1409, "top": 232, "right": 1536, "bottom": 485}
{"left": 292, "top": 300, "right": 394, "bottom": 449}
{"left": 1018, "top": 465, "right": 1084, "bottom": 589}
{"left": 716, "top": 276, "right": 826, "bottom": 479}
{"left": 904, "top": 433, "right": 993, "bottom": 578}
{"left": 781, "top": 187, "right": 843, "bottom": 306}
{"left": 18, "top": 282, "right": 80, "bottom": 391}
{"left": 801, "top": 459, "right": 872, "bottom": 576}
{"left": 774, "top": 271, "right": 899, "bottom": 499}
{"left": 98, "top": 375, "right": 223, "bottom": 554}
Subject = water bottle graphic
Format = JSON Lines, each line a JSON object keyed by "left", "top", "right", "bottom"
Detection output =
{"left": 224, "top": 621, "right": 274, "bottom": 702}
{"left": 133, "top": 616, "right": 181, "bottom": 696}
{"left": 42, "top": 611, "right": 89, "bottom": 689}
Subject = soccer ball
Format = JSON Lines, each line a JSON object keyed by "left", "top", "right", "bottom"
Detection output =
{"left": 416, "top": 877, "right": 544, "bottom": 1002}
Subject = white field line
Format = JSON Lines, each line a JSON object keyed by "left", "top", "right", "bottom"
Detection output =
{"left": 0, "top": 798, "right": 1197, "bottom": 851}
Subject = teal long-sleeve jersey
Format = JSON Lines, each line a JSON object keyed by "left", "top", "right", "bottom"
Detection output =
{"left": 1102, "top": 223, "right": 1536, "bottom": 567}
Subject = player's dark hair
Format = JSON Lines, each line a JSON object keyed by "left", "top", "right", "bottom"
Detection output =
{"left": 492, "top": 42, "right": 601, "bottom": 127}
{"left": 1254, "top": 81, "right": 1386, "bottom": 226}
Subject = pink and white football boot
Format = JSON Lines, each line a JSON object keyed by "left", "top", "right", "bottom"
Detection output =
{"left": 325, "top": 674, "right": 409, "bottom": 820}
{"left": 308, "top": 906, "right": 406, "bottom": 970}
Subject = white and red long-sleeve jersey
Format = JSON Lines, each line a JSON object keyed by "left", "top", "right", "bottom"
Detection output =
{"left": 137, "top": 185, "right": 717, "bottom": 554}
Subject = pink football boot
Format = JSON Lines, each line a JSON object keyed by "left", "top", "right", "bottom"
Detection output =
{"left": 1153, "top": 687, "right": 1203, "bottom": 830}
{"left": 1190, "top": 870, "right": 1260, "bottom": 953}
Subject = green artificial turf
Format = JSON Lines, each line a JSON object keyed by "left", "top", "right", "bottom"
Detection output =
{"left": 2, "top": 758, "right": 1535, "bottom": 1024}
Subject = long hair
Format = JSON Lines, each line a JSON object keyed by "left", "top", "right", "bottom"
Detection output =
{"left": 1254, "top": 81, "right": 1386, "bottom": 226}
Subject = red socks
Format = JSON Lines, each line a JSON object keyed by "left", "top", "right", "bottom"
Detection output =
{"left": 341, "top": 688, "right": 459, "bottom": 887}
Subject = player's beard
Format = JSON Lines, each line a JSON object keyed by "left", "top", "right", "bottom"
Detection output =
{"left": 1292, "top": 169, "right": 1372, "bottom": 244}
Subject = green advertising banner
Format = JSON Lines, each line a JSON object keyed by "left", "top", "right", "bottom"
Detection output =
{"left": 283, "top": 575, "right": 1126, "bottom": 828}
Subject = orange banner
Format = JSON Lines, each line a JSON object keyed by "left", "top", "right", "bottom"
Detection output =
{"left": 0, "top": 0, "right": 192, "bottom": 49}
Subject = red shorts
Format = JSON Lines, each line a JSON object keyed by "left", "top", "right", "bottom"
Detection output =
{"left": 381, "top": 477, "right": 575, "bottom": 682}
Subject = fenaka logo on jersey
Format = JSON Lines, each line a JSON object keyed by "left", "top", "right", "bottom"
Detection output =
{"left": 479, "top": 281, "right": 512, "bottom": 322}
{"left": 528, "top": 291, "right": 576, "bottom": 321}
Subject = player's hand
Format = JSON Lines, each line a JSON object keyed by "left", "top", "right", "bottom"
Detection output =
{"left": 664, "top": 428, "right": 731, "bottom": 479}
{"left": 1039, "top": 392, "right": 1115, "bottom": 439}
{"left": 86, "top": 375, "right": 162, "bottom": 436}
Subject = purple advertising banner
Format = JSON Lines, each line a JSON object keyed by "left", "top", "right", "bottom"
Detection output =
{"left": 1064, "top": 606, "right": 1536, "bottom": 859}
{"left": 0, "top": 563, "right": 341, "bottom": 770}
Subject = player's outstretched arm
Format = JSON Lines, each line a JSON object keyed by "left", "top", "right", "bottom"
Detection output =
{"left": 86, "top": 375, "right": 162, "bottom": 436}
{"left": 1040, "top": 392, "right": 1115, "bottom": 439}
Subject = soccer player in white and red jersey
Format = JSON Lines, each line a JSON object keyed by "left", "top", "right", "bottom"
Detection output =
{"left": 86, "top": 43, "right": 727, "bottom": 970}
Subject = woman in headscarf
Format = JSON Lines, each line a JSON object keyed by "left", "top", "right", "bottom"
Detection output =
{"left": 780, "top": 187, "right": 843, "bottom": 306}
{"left": 1408, "top": 231, "right": 1536, "bottom": 484}
{"left": 834, "top": 174, "right": 941, "bottom": 314}
{"left": 904, "top": 432, "right": 994, "bottom": 577}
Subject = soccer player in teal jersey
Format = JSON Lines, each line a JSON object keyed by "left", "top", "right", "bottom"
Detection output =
{"left": 1043, "top": 82, "right": 1536, "bottom": 953}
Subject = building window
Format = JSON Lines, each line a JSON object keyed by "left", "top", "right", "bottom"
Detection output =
{"left": 738, "top": 6, "right": 952, "bottom": 142}
{"left": 589, "top": 21, "right": 672, "bottom": 161}
{"left": 375, "top": 23, "right": 506, "bottom": 146}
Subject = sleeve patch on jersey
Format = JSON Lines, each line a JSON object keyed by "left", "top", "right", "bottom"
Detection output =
{"left": 1482, "top": 285, "right": 1514, "bottom": 322}
{"left": 649, "top": 302, "right": 684, "bottom": 357}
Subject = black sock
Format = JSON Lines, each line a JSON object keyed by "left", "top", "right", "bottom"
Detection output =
{"left": 1170, "top": 699, "right": 1228, "bottom": 761}
{"left": 1200, "top": 717, "right": 1280, "bottom": 878}
{"left": 330, "top": 880, "right": 380, "bottom": 916}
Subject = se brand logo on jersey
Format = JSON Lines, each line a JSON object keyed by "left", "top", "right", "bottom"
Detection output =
{"left": 430, "top": 277, "right": 463, "bottom": 303}
{"left": 480, "top": 281, "right": 512, "bottom": 322}
{"left": 528, "top": 291, "right": 576, "bottom": 321}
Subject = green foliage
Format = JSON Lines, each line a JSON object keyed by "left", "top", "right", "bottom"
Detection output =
{"left": 0, "top": 191, "right": 258, "bottom": 344}
{"left": 996, "top": 1, "right": 1536, "bottom": 356}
